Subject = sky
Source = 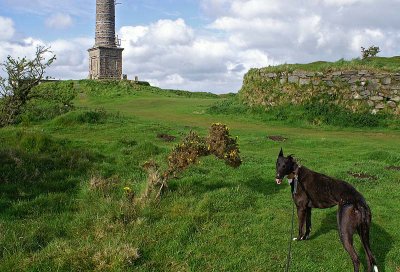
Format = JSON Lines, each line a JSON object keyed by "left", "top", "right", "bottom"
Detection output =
{"left": 0, "top": 0, "right": 400, "bottom": 93}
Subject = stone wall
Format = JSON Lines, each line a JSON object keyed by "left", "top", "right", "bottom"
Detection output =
{"left": 239, "top": 68, "right": 400, "bottom": 114}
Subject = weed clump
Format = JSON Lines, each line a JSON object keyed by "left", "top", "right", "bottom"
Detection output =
{"left": 89, "top": 175, "right": 120, "bottom": 196}
{"left": 142, "top": 160, "right": 166, "bottom": 199}
{"left": 92, "top": 244, "right": 140, "bottom": 270}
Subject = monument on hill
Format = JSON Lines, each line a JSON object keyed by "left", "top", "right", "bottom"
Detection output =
{"left": 88, "top": 0, "right": 124, "bottom": 79}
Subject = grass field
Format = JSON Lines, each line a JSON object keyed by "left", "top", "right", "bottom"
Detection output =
{"left": 0, "top": 81, "right": 399, "bottom": 271}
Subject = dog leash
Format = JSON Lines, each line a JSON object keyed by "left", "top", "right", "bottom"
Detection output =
{"left": 285, "top": 188, "right": 296, "bottom": 272}
{"left": 285, "top": 170, "right": 299, "bottom": 272}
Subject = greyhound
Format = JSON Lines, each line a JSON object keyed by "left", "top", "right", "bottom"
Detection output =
{"left": 275, "top": 148, "right": 378, "bottom": 272}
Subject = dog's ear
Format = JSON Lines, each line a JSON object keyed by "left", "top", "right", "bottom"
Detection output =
{"left": 287, "top": 154, "right": 295, "bottom": 161}
{"left": 279, "top": 148, "right": 284, "bottom": 157}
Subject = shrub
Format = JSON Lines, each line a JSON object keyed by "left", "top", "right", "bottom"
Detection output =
{"left": 206, "top": 123, "right": 242, "bottom": 168}
{"left": 141, "top": 124, "right": 242, "bottom": 200}
{"left": 361, "top": 46, "right": 381, "bottom": 59}
{"left": 0, "top": 46, "right": 56, "bottom": 126}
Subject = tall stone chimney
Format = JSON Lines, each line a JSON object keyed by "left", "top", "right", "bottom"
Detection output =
{"left": 88, "top": 0, "right": 124, "bottom": 80}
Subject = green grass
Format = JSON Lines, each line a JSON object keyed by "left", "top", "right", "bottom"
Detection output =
{"left": 0, "top": 81, "right": 399, "bottom": 271}
{"left": 208, "top": 95, "right": 399, "bottom": 129}
{"left": 258, "top": 56, "right": 400, "bottom": 73}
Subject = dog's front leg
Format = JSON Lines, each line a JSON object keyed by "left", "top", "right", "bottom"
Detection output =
{"left": 304, "top": 207, "right": 312, "bottom": 239}
{"left": 296, "top": 207, "right": 307, "bottom": 240}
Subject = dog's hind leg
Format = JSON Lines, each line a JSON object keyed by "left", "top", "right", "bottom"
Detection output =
{"left": 358, "top": 224, "right": 378, "bottom": 272}
{"left": 357, "top": 207, "right": 378, "bottom": 272}
{"left": 337, "top": 204, "right": 361, "bottom": 272}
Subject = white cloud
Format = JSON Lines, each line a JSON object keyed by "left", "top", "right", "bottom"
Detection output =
{"left": 165, "top": 74, "right": 185, "bottom": 85}
{"left": 118, "top": 18, "right": 274, "bottom": 93}
{"left": 230, "top": 0, "right": 284, "bottom": 18}
{"left": 321, "top": 0, "right": 372, "bottom": 6}
{"left": 148, "top": 19, "right": 194, "bottom": 45}
{"left": 0, "top": 34, "right": 90, "bottom": 80}
{"left": 45, "top": 13, "right": 73, "bottom": 29}
{"left": 3, "top": 1, "right": 400, "bottom": 93}
{"left": 0, "top": 16, "right": 15, "bottom": 41}
{"left": 204, "top": 0, "right": 400, "bottom": 64}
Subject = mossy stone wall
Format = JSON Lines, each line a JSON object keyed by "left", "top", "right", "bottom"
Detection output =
{"left": 239, "top": 68, "right": 400, "bottom": 115}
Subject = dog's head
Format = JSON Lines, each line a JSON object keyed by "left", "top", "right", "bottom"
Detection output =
{"left": 275, "top": 148, "right": 296, "bottom": 185}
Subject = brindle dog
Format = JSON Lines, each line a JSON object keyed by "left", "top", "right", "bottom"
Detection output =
{"left": 275, "top": 148, "right": 378, "bottom": 272}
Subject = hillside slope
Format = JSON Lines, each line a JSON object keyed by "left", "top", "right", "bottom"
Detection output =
{"left": 0, "top": 81, "right": 399, "bottom": 271}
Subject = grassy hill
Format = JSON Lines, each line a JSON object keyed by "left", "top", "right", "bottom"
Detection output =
{"left": 257, "top": 56, "right": 400, "bottom": 73}
{"left": 0, "top": 81, "right": 399, "bottom": 271}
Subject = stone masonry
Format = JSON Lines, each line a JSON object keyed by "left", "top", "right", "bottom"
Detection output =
{"left": 88, "top": 0, "right": 124, "bottom": 80}
{"left": 240, "top": 69, "right": 400, "bottom": 115}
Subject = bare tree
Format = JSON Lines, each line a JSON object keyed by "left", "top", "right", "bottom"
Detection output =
{"left": 0, "top": 46, "right": 56, "bottom": 126}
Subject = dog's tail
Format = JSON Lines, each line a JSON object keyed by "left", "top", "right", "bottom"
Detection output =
{"left": 358, "top": 202, "right": 378, "bottom": 271}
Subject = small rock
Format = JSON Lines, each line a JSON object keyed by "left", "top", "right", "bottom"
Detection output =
{"left": 391, "top": 96, "right": 400, "bottom": 102}
{"left": 361, "top": 90, "right": 371, "bottom": 96}
{"left": 342, "top": 70, "right": 358, "bottom": 76}
{"left": 348, "top": 76, "right": 359, "bottom": 84}
{"left": 312, "top": 79, "right": 321, "bottom": 85}
{"left": 370, "top": 78, "right": 380, "bottom": 84}
{"left": 358, "top": 70, "right": 369, "bottom": 75}
{"left": 293, "top": 71, "right": 307, "bottom": 77}
{"left": 387, "top": 101, "right": 397, "bottom": 108}
{"left": 353, "top": 93, "right": 363, "bottom": 100}
{"left": 299, "top": 78, "right": 311, "bottom": 85}
{"left": 375, "top": 103, "right": 385, "bottom": 109}
{"left": 370, "top": 96, "right": 383, "bottom": 101}
{"left": 325, "top": 80, "right": 334, "bottom": 87}
{"left": 288, "top": 76, "right": 299, "bottom": 84}
{"left": 381, "top": 77, "right": 392, "bottom": 85}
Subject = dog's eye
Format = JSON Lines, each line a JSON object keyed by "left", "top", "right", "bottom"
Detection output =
{"left": 283, "top": 165, "right": 286, "bottom": 168}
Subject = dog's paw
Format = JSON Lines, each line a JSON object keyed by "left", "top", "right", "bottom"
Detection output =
{"left": 295, "top": 235, "right": 310, "bottom": 241}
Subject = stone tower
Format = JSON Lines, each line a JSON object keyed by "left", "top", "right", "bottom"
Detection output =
{"left": 88, "top": 0, "right": 124, "bottom": 79}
